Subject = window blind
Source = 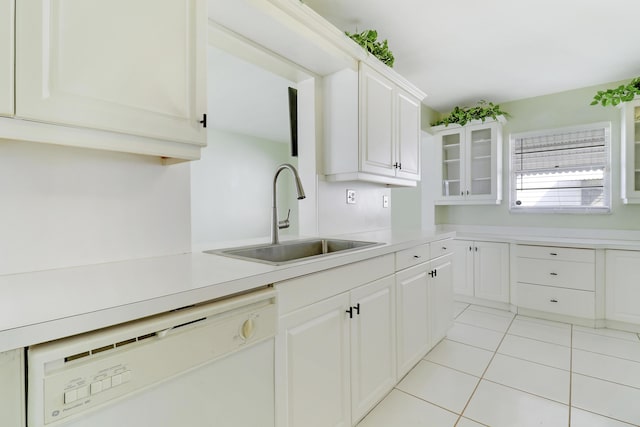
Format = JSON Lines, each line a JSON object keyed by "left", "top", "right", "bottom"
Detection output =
{"left": 510, "top": 124, "right": 610, "bottom": 212}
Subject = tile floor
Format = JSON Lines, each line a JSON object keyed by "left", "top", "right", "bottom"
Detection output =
{"left": 357, "top": 302, "right": 640, "bottom": 427}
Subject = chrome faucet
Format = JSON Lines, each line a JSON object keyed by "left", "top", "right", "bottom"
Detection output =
{"left": 272, "top": 163, "right": 306, "bottom": 244}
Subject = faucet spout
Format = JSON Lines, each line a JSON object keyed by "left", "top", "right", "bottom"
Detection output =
{"left": 272, "top": 163, "right": 306, "bottom": 245}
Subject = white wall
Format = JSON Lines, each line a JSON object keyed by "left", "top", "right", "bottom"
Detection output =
{"left": 0, "top": 140, "right": 191, "bottom": 275}
{"left": 317, "top": 180, "right": 390, "bottom": 235}
{"left": 190, "top": 128, "right": 298, "bottom": 250}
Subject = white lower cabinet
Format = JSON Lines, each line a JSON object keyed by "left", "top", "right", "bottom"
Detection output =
{"left": 452, "top": 240, "right": 509, "bottom": 303}
{"left": 514, "top": 245, "right": 597, "bottom": 320}
{"left": 395, "top": 262, "right": 430, "bottom": 378}
{"left": 0, "top": 349, "right": 25, "bottom": 427}
{"left": 276, "top": 257, "right": 396, "bottom": 427}
{"left": 606, "top": 250, "right": 640, "bottom": 325}
{"left": 395, "top": 243, "right": 453, "bottom": 379}
{"left": 429, "top": 255, "right": 454, "bottom": 345}
{"left": 350, "top": 276, "right": 396, "bottom": 423}
{"left": 278, "top": 293, "right": 352, "bottom": 427}
{"left": 0, "top": 0, "right": 13, "bottom": 117}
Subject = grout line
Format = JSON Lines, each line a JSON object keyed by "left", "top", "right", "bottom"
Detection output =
{"left": 453, "top": 310, "right": 517, "bottom": 426}
{"left": 493, "top": 351, "right": 570, "bottom": 372}
{"left": 506, "top": 331, "right": 571, "bottom": 349}
{"left": 452, "top": 319, "right": 511, "bottom": 334}
{"left": 392, "top": 388, "right": 461, "bottom": 419}
{"left": 571, "top": 407, "right": 639, "bottom": 426}
{"left": 572, "top": 371, "right": 640, "bottom": 392}
{"left": 571, "top": 346, "right": 640, "bottom": 365}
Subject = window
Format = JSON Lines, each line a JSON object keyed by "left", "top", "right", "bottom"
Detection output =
{"left": 510, "top": 123, "right": 611, "bottom": 213}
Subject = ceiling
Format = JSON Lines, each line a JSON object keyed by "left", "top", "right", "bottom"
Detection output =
{"left": 302, "top": 0, "right": 640, "bottom": 113}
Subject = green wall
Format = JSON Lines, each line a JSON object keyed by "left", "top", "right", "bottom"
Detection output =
{"left": 391, "top": 104, "right": 440, "bottom": 230}
{"left": 435, "top": 80, "right": 640, "bottom": 231}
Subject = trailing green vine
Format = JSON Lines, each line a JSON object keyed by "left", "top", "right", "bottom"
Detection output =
{"left": 345, "top": 29, "right": 395, "bottom": 68}
{"left": 590, "top": 77, "right": 640, "bottom": 106}
{"left": 431, "top": 100, "right": 509, "bottom": 127}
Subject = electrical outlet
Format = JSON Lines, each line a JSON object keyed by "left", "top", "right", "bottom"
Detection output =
{"left": 346, "top": 189, "right": 357, "bottom": 204}
{"left": 382, "top": 195, "right": 389, "bottom": 208}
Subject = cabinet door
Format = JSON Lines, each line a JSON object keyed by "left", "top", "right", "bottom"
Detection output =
{"left": 606, "top": 250, "right": 640, "bottom": 324}
{"left": 451, "top": 240, "right": 474, "bottom": 296}
{"left": 350, "top": 275, "right": 396, "bottom": 424}
{"left": 621, "top": 100, "right": 640, "bottom": 203}
{"left": 395, "top": 89, "right": 421, "bottom": 180}
{"left": 278, "top": 293, "right": 351, "bottom": 427}
{"left": 359, "top": 63, "right": 395, "bottom": 177}
{"left": 430, "top": 254, "right": 453, "bottom": 346}
{"left": 465, "top": 122, "right": 501, "bottom": 203}
{"left": 0, "top": 0, "right": 13, "bottom": 117}
{"left": 15, "top": 0, "right": 207, "bottom": 145}
{"left": 474, "top": 241, "right": 510, "bottom": 303}
{"left": 395, "top": 263, "right": 430, "bottom": 378}
{"left": 435, "top": 128, "right": 466, "bottom": 202}
{"left": 0, "top": 349, "right": 25, "bottom": 427}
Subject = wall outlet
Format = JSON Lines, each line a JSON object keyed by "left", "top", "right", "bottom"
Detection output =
{"left": 346, "top": 189, "right": 357, "bottom": 204}
{"left": 382, "top": 195, "right": 389, "bottom": 208}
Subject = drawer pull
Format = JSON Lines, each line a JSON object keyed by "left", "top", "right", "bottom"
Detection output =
{"left": 550, "top": 252, "right": 558, "bottom": 256}
{"left": 442, "top": 246, "right": 447, "bottom": 250}
{"left": 413, "top": 255, "right": 422, "bottom": 259}
{"left": 550, "top": 299, "right": 558, "bottom": 303}
{"left": 550, "top": 272, "right": 558, "bottom": 276}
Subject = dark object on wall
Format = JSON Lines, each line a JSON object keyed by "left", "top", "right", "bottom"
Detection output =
{"left": 288, "top": 87, "right": 298, "bottom": 157}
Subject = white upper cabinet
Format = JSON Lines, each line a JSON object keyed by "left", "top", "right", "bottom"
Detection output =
{"left": 433, "top": 118, "right": 504, "bottom": 204}
{"left": 621, "top": 98, "right": 640, "bottom": 203}
{"left": 323, "top": 61, "right": 425, "bottom": 187}
{"left": 12, "top": 0, "right": 207, "bottom": 158}
{"left": 0, "top": 0, "right": 13, "bottom": 117}
{"left": 359, "top": 65, "right": 395, "bottom": 177}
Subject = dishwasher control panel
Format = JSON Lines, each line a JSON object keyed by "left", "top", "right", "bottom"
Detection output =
{"left": 28, "top": 288, "right": 277, "bottom": 427}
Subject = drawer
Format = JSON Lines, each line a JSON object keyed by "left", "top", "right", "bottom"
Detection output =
{"left": 516, "top": 257, "right": 595, "bottom": 291}
{"left": 430, "top": 239, "right": 453, "bottom": 259}
{"left": 396, "top": 243, "right": 430, "bottom": 271}
{"left": 516, "top": 283, "right": 595, "bottom": 319}
{"left": 516, "top": 245, "right": 595, "bottom": 263}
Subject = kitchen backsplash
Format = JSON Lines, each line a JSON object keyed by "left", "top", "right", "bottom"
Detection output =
{"left": 0, "top": 140, "right": 191, "bottom": 276}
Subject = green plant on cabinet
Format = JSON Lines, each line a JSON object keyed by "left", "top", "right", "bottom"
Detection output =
{"left": 590, "top": 76, "right": 640, "bottom": 106}
{"left": 431, "top": 100, "right": 509, "bottom": 127}
{"left": 345, "top": 29, "right": 395, "bottom": 68}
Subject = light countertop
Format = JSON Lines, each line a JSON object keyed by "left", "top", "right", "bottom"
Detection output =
{"left": 0, "top": 229, "right": 454, "bottom": 353}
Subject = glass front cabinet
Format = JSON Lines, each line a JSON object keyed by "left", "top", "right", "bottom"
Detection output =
{"left": 433, "top": 117, "right": 504, "bottom": 205}
{"left": 621, "top": 98, "right": 640, "bottom": 204}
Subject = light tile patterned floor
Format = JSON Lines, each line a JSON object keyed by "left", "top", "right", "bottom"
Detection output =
{"left": 357, "top": 302, "right": 640, "bottom": 427}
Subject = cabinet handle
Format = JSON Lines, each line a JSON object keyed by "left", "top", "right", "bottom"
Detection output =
{"left": 475, "top": 247, "right": 478, "bottom": 252}
{"left": 399, "top": 162, "right": 402, "bottom": 170}
{"left": 550, "top": 299, "right": 558, "bottom": 303}
{"left": 461, "top": 191, "right": 464, "bottom": 196}
{"left": 442, "top": 246, "right": 447, "bottom": 250}
{"left": 469, "top": 246, "right": 472, "bottom": 251}
{"left": 429, "top": 269, "right": 437, "bottom": 277}
{"left": 199, "top": 113, "right": 207, "bottom": 128}
{"left": 466, "top": 190, "right": 470, "bottom": 195}
{"left": 550, "top": 272, "right": 558, "bottom": 276}
{"left": 346, "top": 303, "right": 361, "bottom": 319}
{"left": 550, "top": 252, "right": 558, "bottom": 256}
{"left": 413, "top": 255, "right": 422, "bottom": 259}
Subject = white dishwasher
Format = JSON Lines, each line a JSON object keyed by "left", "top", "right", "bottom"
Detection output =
{"left": 27, "top": 287, "right": 277, "bottom": 427}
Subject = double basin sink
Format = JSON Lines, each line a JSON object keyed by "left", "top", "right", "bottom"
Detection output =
{"left": 205, "top": 238, "right": 382, "bottom": 266}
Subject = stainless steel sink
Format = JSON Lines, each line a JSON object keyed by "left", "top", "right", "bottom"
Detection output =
{"left": 205, "top": 238, "right": 382, "bottom": 265}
